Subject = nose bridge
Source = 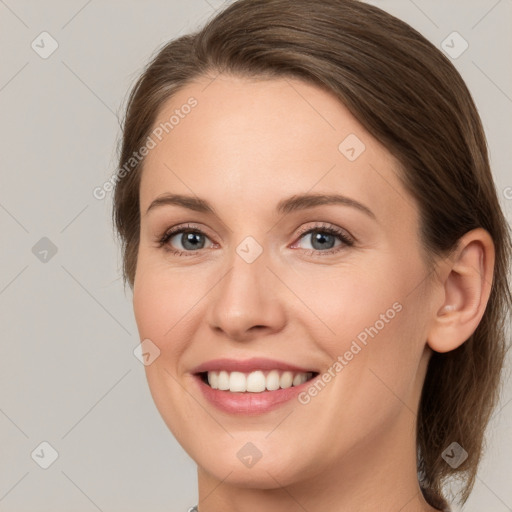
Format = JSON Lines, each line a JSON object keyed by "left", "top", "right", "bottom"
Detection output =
{"left": 207, "top": 238, "right": 285, "bottom": 339}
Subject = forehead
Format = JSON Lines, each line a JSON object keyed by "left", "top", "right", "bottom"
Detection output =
{"left": 139, "top": 74, "right": 416, "bottom": 225}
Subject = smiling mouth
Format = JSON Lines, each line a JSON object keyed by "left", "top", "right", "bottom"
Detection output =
{"left": 197, "top": 369, "right": 319, "bottom": 393}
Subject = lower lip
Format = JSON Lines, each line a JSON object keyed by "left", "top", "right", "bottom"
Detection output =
{"left": 193, "top": 374, "right": 317, "bottom": 415}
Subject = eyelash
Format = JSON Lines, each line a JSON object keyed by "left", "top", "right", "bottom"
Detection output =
{"left": 156, "top": 222, "right": 355, "bottom": 257}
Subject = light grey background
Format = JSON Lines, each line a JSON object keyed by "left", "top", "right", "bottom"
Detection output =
{"left": 0, "top": 1, "right": 511, "bottom": 511}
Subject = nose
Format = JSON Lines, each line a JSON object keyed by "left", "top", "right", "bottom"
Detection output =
{"left": 207, "top": 247, "right": 287, "bottom": 342}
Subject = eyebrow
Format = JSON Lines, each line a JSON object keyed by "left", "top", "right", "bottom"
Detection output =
{"left": 145, "top": 192, "right": 376, "bottom": 219}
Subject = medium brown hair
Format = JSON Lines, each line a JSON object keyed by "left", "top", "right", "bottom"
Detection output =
{"left": 112, "top": 0, "right": 512, "bottom": 507}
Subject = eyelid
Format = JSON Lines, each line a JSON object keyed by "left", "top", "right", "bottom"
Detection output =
{"left": 293, "top": 222, "right": 354, "bottom": 244}
{"left": 157, "top": 221, "right": 355, "bottom": 256}
{"left": 157, "top": 223, "right": 216, "bottom": 248}
{"left": 289, "top": 224, "right": 355, "bottom": 256}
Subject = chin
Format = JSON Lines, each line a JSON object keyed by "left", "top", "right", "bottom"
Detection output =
{"left": 198, "top": 457, "right": 303, "bottom": 489}
{"left": 188, "top": 433, "right": 324, "bottom": 490}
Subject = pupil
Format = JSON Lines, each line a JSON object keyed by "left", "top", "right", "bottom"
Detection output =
{"left": 182, "top": 232, "right": 204, "bottom": 250}
{"left": 312, "top": 231, "right": 334, "bottom": 250}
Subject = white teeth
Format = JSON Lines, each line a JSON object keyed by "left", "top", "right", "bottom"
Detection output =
{"left": 246, "top": 370, "right": 266, "bottom": 392}
{"left": 266, "top": 370, "right": 280, "bottom": 391}
{"left": 208, "top": 371, "right": 219, "bottom": 389}
{"left": 217, "top": 370, "right": 229, "bottom": 390}
{"left": 292, "top": 373, "right": 308, "bottom": 386}
{"left": 206, "top": 369, "right": 314, "bottom": 392}
{"left": 229, "top": 371, "right": 246, "bottom": 392}
{"left": 280, "top": 371, "right": 293, "bottom": 389}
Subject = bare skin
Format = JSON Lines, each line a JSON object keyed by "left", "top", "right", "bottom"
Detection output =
{"left": 132, "top": 74, "right": 494, "bottom": 512}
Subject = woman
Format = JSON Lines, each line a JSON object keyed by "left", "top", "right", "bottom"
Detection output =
{"left": 112, "top": 0, "right": 511, "bottom": 510}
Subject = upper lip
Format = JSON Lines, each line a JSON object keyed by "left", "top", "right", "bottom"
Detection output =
{"left": 190, "top": 357, "right": 317, "bottom": 374}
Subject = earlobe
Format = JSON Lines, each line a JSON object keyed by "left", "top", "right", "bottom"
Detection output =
{"left": 427, "top": 228, "right": 495, "bottom": 354}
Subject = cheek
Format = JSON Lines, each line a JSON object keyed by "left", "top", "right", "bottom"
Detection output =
{"left": 301, "top": 254, "right": 427, "bottom": 395}
{"left": 133, "top": 246, "right": 189, "bottom": 336}
{"left": 293, "top": 261, "right": 407, "bottom": 352}
{"left": 132, "top": 263, "right": 188, "bottom": 363}
{"left": 133, "top": 276, "right": 170, "bottom": 341}
{"left": 132, "top": 266, "right": 206, "bottom": 442}
{"left": 335, "top": 267, "right": 429, "bottom": 414}
{"left": 133, "top": 258, "right": 216, "bottom": 372}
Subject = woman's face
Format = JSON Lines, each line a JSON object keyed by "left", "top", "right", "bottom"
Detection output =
{"left": 133, "top": 74, "right": 438, "bottom": 488}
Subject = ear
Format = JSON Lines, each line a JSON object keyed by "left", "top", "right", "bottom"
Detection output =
{"left": 427, "top": 228, "right": 495, "bottom": 353}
